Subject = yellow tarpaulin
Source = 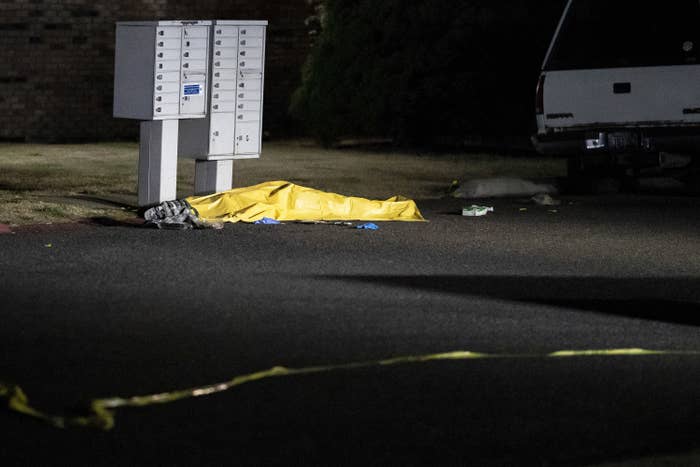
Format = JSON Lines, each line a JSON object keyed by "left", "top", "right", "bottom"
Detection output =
{"left": 186, "top": 181, "right": 425, "bottom": 223}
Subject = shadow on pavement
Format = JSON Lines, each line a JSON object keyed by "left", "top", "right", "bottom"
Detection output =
{"left": 324, "top": 275, "right": 700, "bottom": 326}
{"left": 81, "top": 216, "right": 145, "bottom": 228}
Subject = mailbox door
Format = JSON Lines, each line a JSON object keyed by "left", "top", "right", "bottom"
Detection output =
{"left": 179, "top": 25, "right": 209, "bottom": 117}
{"left": 180, "top": 78, "right": 206, "bottom": 115}
{"left": 235, "top": 121, "right": 260, "bottom": 155}
{"left": 209, "top": 113, "right": 235, "bottom": 155}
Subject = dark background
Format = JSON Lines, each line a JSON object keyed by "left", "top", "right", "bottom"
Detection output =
{"left": 0, "top": 0, "right": 566, "bottom": 146}
{"left": 292, "top": 0, "right": 565, "bottom": 147}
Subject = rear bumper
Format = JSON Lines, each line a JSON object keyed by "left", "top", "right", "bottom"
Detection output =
{"left": 532, "top": 126, "right": 700, "bottom": 157}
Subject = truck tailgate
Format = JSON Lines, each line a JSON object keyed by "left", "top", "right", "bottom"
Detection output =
{"left": 544, "top": 65, "right": 700, "bottom": 131}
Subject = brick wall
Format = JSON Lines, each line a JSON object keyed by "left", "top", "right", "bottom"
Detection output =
{"left": 0, "top": 0, "right": 313, "bottom": 141}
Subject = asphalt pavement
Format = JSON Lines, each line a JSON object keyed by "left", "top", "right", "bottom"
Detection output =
{"left": 1, "top": 193, "right": 700, "bottom": 466}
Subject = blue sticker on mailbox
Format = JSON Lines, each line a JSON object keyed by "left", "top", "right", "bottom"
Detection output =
{"left": 183, "top": 84, "right": 201, "bottom": 95}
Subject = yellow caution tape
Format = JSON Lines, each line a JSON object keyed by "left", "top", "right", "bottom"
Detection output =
{"left": 2, "top": 348, "right": 698, "bottom": 431}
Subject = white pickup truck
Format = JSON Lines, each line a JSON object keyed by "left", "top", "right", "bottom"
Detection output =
{"left": 532, "top": 0, "right": 700, "bottom": 178}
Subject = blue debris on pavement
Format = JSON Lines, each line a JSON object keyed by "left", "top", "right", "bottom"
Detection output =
{"left": 254, "top": 217, "right": 281, "bottom": 225}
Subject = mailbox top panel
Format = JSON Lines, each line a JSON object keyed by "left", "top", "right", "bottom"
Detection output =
{"left": 117, "top": 20, "right": 213, "bottom": 27}
{"left": 214, "top": 20, "right": 268, "bottom": 26}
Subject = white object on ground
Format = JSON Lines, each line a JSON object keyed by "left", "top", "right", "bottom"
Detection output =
{"left": 462, "top": 205, "right": 494, "bottom": 217}
{"left": 531, "top": 193, "right": 561, "bottom": 206}
{"left": 453, "top": 178, "right": 557, "bottom": 199}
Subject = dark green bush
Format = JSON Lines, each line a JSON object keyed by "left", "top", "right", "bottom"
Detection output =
{"left": 290, "top": 0, "right": 564, "bottom": 147}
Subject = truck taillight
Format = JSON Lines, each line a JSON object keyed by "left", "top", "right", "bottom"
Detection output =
{"left": 535, "top": 74, "right": 545, "bottom": 115}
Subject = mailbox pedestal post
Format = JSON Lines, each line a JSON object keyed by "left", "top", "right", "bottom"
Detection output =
{"left": 194, "top": 159, "right": 233, "bottom": 195}
{"left": 138, "top": 120, "right": 179, "bottom": 206}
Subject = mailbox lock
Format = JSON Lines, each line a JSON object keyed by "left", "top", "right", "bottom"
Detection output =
{"left": 239, "top": 83, "right": 244, "bottom": 88}
{"left": 156, "top": 107, "right": 162, "bottom": 112}
{"left": 156, "top": 96, "right": 162, "bottom": 102}
{"left": 158, "top": 30, "right": 164, "bottom": 36}
{"left": 183, "top": 63, "right": 189, "bottom": 68}
{"left": 216, "top": 29, "right": 222, "bottom": 35}
{"left": 214, "top": 93, "right": 219, "bottom": 98}
{"left": 237, "top": 114, "right": 243, "bottom": 119}
{"left": 215, "top": 62, "right": 220, "bottom": 67}
{"left": 156, "top": 85, "right": 162, "bottom": 90}
{"left": 241, "top": 29, "right": 247, "bottom": 35}
{"left": 240, "top": 51, "right": 246, "bottom": 56}
{"left": 158, "top": 42, "right": 164, "bottom": 47}
{"left": 240, "top": 61, "right": 245, "bottom": 67}
{"left": 157, "top": 74, "right": 163, "bottom": 80}
{"left": 215, "top": 51, "right": 221, "bottom": 56}
{"left": 238, "top": 104, "right": 243, "bottom": 109}
{"left": 184, "top": 52, "right": 189, "bottom": 57}
{"left": 238, "top": 93, "right": 244, "bottom": 98}
{"left": 216, "top": 40, "right": 221, "bottom": 45}
{"left": 186, "top": 41, "right": 190, "bottom": 46}
{"left": 215, "top": 72, "right": 220, "bottom": 77}
{"left": 240, "top": 40, "right": 246, "bottom": 46}
{"left": 213, "top": 104, "right": 219, "bottom": 110}
{"left": 214, "top": 83, "right": 220, "bottom": 88}
{"left": 158, "top": 52, "right": 163, "bottom": 58}
{"left": 213, "top": 131, "right": 219, "bottom": 136}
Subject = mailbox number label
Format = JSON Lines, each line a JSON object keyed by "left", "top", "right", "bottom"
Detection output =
{"left": 183, "top": 84, "right": 202, "bottom": 96}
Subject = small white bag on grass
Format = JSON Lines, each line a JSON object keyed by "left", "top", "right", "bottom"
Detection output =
{"left": 453, "top": 177, "right": 557, "bottom": 199}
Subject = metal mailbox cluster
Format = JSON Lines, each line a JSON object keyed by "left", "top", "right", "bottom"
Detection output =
{"left": 113, "top": 20, "right": 267, "bottom": 206}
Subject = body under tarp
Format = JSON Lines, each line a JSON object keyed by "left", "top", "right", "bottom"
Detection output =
{"left": 185, "top": 180, "right": 425, "bottom": 223}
